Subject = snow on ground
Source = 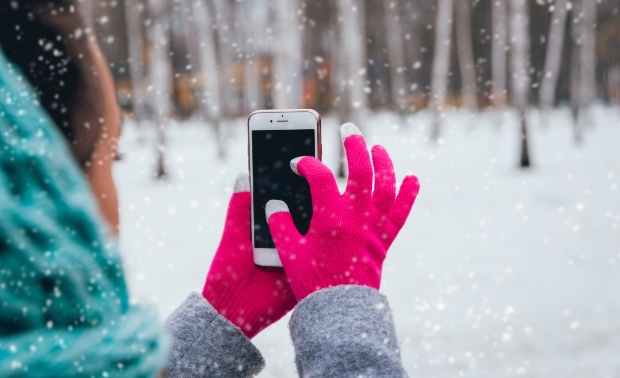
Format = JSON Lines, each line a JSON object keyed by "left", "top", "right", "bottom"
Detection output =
{"left": 115, "top": 107, "right": 620, "bottom": 377}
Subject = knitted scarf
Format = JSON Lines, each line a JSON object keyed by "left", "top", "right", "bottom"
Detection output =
{"left": 0, "top": 48, "right": 167, "bottom": 377}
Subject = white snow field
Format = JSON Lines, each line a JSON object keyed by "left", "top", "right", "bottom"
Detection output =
{"left": 115, "top": 108, "right": 620, "bottom": 377}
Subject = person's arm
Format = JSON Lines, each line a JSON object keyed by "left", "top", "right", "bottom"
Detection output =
{"left": 266, "top": 123, "right": 420, "bottom": 378}
{"left": 165, "top": 173, "right": 297, "bottom": 377}
{"left": 165, "top": 293, "right": 264, "bottom": 378}
{"left": 289, "top": 286, "right": 407, "bottom": 378}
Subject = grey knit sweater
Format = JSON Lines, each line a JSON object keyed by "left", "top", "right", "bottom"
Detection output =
{"left": 165, "top": 285, "right": 407, "bottom": 377}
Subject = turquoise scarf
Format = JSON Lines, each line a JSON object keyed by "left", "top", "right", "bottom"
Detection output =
{"left": 0, "top": 48, "right": 167, "bottom": 377}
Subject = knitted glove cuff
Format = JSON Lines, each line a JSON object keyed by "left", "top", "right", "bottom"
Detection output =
{"left": 202, "top": 282, "right": 264, "bottom": 339}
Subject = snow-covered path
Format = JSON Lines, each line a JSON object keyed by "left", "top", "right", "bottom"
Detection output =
{"left": 116, "top": 108, "right": 620, "bottom": 377}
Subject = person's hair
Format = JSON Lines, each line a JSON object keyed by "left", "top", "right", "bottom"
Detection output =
{"left": 0, "top": 0, "right": 100, "bottom": 165}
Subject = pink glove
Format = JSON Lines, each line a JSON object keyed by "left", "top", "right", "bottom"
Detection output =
{"left": 266, "top": 123, "right": 420, "bottom": 301}
{"left": 202, "top": 174, "right": 297, "bottom": 339}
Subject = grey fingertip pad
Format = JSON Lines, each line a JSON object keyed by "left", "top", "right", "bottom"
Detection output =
{"left": 340, "top": 122, "right": 362, "bottom": 143}
{"left": 234, "top": 173, "right": 250, "bottom": 193}
{"left": 265, "top": 200, "right": 289, "bottom": 220}
{"left": 290, "top": 157, "right": 303, "bottom": 175}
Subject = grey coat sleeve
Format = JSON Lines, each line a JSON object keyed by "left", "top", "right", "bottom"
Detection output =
{"left": 289, "top": 285, "right": 408, "bottom": 378}
{"left": 165, "top": 292, "right": 265, "bottom": 377}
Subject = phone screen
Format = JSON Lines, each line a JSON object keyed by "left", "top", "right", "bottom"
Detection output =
{"left": 252, "top": 129, "right": 315, "bottom": 248}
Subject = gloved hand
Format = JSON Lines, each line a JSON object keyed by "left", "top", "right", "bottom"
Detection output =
{"left": 266, "top": 123, "right": 420, "bottom": 301}
{"left": 202, "top": 173, "right": 297, "bottom": 339}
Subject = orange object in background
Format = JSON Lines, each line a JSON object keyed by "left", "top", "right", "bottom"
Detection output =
{"left": 302, "top": 76, "right": 317, "bottom": 109}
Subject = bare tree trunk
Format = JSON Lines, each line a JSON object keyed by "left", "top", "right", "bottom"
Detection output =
{"left": 184, "top": 0, "right": 225, "bottom": 158}
{"left": 455, "top": 0, "right": 478, "bottom": 110}
{"left": 609, "top": 66, "right": 620, "bottom": 107}
{"left": 430, "top": 0, "right": 453, "bottom": 141}
{"left": 212, "top": 0, "right": 237, "bottom": 116}
{"left": 570, "top": 0, "right": 597, "bottom": 143}
{"left": 272, "top": 0, "right": 303, "bottom": 109}
{"left": 401, "top": 0, "right": 424, "bottom": 106}
{"left": 509, "top": 0, "right": 531, "bottom": 168}
{"left": 570, "top": 0, "right": 582, "bottom": 143}
{"left": 328, "top": 11, "right": 347, "bottom": 177}
{"left": 335, "top": 43, "right": 348, "bottom": 178}
{"left": 491, "top": 0, "right": 508, "bottom": 107}
{"left": 337, "top": 0, "right": 367, "bottom": 116}
{"left": 147, "top": 0, "right": 172, "bottom": 179}
{"left": 124, "top": 0, "right": 147, "bottom": 130}
{"left": 180, "top": 3, "right": 201, "bottom": 77}
{"left": 384, "top": 0, "right": 408, "bottom": 113}
{"left": 580, "top": 0, "right": 597, "bottom": 103}
{"left": 539, "top": 0, "right": 569, "bottom": 109}
{"left": 335, "top": 0, "right": 367, "bottom": 177}
{"left": 242, "top": 0, "right": 266, "bottom": 111}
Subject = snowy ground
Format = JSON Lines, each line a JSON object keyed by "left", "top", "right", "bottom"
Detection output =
{"left": 115, "top": 107, "right": 620, "bottom": 377}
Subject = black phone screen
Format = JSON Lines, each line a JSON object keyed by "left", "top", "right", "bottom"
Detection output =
{"left": 252, "top": 129, "right": 315, "bottom": 248}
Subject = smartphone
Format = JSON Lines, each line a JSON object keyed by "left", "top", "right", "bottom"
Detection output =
{"left": 248, "top": 109, "right": 322, "bottom": 267}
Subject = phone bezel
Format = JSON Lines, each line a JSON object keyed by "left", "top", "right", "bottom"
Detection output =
{"left": 247, "top": 109, "right": 322, "bottom": 267}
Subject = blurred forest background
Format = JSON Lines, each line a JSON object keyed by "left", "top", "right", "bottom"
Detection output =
{"left": 78, "top": 0, "right": 620, "bottom": 172}
{"left": 73, "top": 3, "right": 620, "bottom": 375}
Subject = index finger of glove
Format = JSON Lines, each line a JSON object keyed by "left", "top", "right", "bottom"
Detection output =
{"left": 266, "top": 200, "right": 303, "bottom": 260}
{"left": 290, "top": 156, "right": 340, "bottom": 211}
{"left": 341, "top": 123, "right": 373, "bottom": 204}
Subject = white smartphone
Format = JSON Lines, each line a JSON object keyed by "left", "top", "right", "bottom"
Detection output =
{"left": 248, "top": 109, "right": 322, "bottom": 267}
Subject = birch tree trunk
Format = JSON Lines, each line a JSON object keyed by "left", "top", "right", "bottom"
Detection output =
{"left": 242, "top": 0, "right": 266, "bottom": 111}
{"left": 184, "top": 0, "right": 225, "bottom": 157}
{"left": 273, "top": 0, "right": 303, "bottom": 109}
{"left": 147, "top": 0, "right": 172, "bottom": 179}
{"left": 540, "top": 0, "right": 569, "bottom": 109}
{"left": 571, "top": 0, "right": 597, "bottom": 141}
{"left": 455, "top": 0, "right": 478, "bottom": 110}
{"left": 180, "top": 2, "right": 200, "bottom": 77}
{"left": 401, "top": 0, "right": 423, "bottom": 100}
{"left": 491, "top": 0, "right": 508, "bottom": 107}
{"left": 212, "top": 0, "right": 237, "bottom": 116}
{"left": 430, "top": 0, "right": 453, "bottom": 141}
{"left": 124, "top": 0, "right": 147, "bottom": 128}
{"left": 509, "top": 0, "right": 531, "bottom": 168}
{"left": 335, "top": 0, "right": 367, "bottom": 177}
{"left": 384, "top": 0, "right": 408, "bottom": 113}
{"left": 579, "top": 0, "right": 597, "bottom": 111}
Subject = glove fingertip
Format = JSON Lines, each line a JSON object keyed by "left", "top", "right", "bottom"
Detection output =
{"left": 340, "top": 122, "right": 362, "bottom": 143}
{"left": 290, "top": 157, "right": 304, "bottom": 175}
{"left": 234, "top": 173, "right": 250, "bottom": 193}
{"left": 405, "top": 174, "right": 421, "bottom": 195}
{"left": 265, "top": 200, "right": 290, "bottom": 222}
{"left": 371, "top": 144, "right": 387, "bottom": 155}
